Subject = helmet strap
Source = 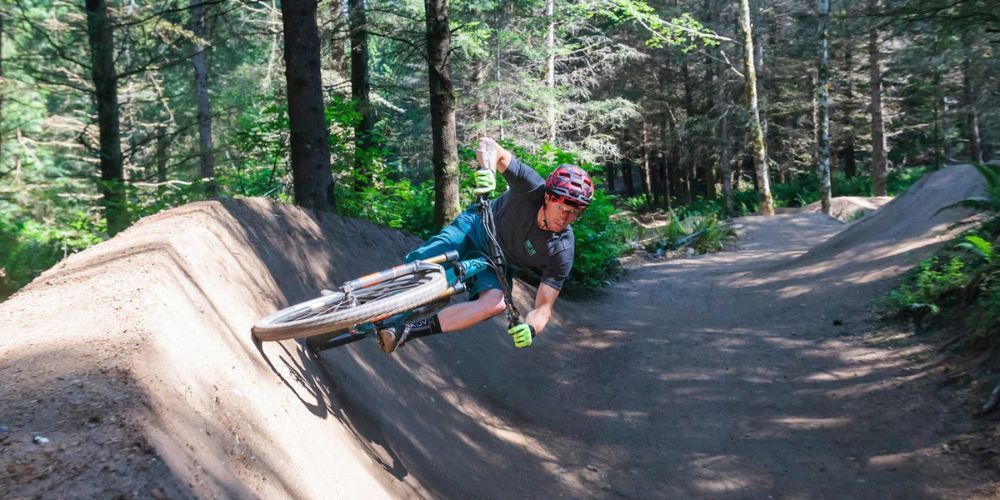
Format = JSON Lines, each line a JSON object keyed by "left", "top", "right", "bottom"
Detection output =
{"left": 537, "top": 204, "right": 549, "bottom": 230}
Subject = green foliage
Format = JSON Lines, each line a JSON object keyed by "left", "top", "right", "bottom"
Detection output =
{"left": 336, "top": 180, "right": 438, "bottom": 239}
{"left": 622, "top": 194, "right": 653, "bottom": 213}
{"left": 599, "top": 0, "right": 720, "bottom": 50}
{"left": 690, "top": 213, "right": 731, "bottom": 253}
{"left": 0, "top": 209, "right": 102, "bottom": 300}
{"left": 886, "top": 255, "right": 969, "bottom": 316}
{"left": 623, "top": 208, "right": 733, "bottom": 256}
{"left": 885, "top": 219, "right": 1000, "bottom": 347}
{"left": 958, "top": 235, "right": 994, "bottom": 264}
{"left": 740, "top": 167, "right": 933, "bottom": 213}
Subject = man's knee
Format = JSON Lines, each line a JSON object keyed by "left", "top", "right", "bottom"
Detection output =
{"left": 476, "top": 289, "right": 507, "bottom": 319}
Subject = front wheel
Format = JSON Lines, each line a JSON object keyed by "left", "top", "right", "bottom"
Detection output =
{"left": 252, "top": 269, "right": 448, "bottom": 341}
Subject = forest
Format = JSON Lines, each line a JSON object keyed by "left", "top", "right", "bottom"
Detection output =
{"left": 0, "top": 0, "right": 997, "bottom": 298}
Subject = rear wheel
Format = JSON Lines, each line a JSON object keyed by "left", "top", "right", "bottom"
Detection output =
{"left": 252, "top": 269, "right": 448, "bottom": 341}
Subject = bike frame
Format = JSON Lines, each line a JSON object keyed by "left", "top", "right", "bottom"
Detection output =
{"left": 306, "top": 193, "right": 521, "bottom": 353}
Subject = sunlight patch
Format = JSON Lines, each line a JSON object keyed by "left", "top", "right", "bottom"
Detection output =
{"left": 773, "top": 416, "right": 851, "bottom": 429}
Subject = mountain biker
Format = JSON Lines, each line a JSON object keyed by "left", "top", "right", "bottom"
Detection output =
{"left": 376, "top": 138, "right": 594, "bottom": 354}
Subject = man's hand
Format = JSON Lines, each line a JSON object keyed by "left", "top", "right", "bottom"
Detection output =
{"left": 476, "top": 138, "right": 499, "bottom": 171}
{"left": 472, "top": 169, "right": 496, "bottom": 196}
{"left": 508, "top": 323, "right": 535, "bottom": 348}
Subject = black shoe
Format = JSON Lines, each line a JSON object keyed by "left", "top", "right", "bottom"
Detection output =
{"left": 377, "top": 324, "right": 411, "bottom": 354}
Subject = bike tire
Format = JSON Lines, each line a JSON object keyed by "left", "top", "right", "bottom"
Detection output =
{"left": 252, "top": 270, "right": 448, "bottom": 341}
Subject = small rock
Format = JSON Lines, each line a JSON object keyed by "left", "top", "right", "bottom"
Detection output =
{"left": 0, "top": 425, "right": 9, "bottom": 434}
{"left": 33, "top": 434, "right": 49, "bottom": 445}
{"left": 832, "top": 319, "right": 844, "bottom": 326}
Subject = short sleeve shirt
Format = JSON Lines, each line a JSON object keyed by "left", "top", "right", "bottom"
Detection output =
{"left": 490, "top": 157, "right": 575, "bottom": 290}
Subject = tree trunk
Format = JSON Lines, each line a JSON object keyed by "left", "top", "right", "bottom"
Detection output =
{"left": 658, "top": 156, "right": 670, "bottom": 210}
{"left": 962, "top": 43, "right": 983, "bottom": 163}
{"left": 0, "top": 10, "right": 4, "bottom": 166}
{"left": 842, "top": 42, "right": 857, "bottom": 178}
{"left": 86, "top": 0, "right": 127, "bottom": 236}
{"left": 545, "top": 0, "right": 556, "bottom": 143}
{"left": 425, "top": 0, "right": 461, "bottom": 229}
{"left": 605, "top": 163, "right": 616, "bottom": 192}
{"left": 868, "top": 0, "right": 887, "bottom": 195}
{"left": 752, "top": 0, "right": 769, "bottom": 181}
{"left": 816, "top": 0, "right": 832, "bottom": 214}
{"left": 934, "top": 71, "right": 945, "bottom": 168}
{"left": 622, "top": 161, "right": 634, "bottom": 197}
{"left": 349, "top": 0, "right": 374, "bottom": 188}
{"left": 281, "top": 0, "right": 335, "bottom": 211}
{"left": 641, "top": 120, "right": 652, "bottom": 204}
{"left": 680, "top": 59, "right": 694, "bottom": 204}
{"left": 668, "top": 117, "right": 681, "bottom": 204}
{"left": 739, "top": 0, "right": 774, "bottom": 215}
{"left": 329, "top": 0, "right": 347, "bottom": 74}
{"left": 718, "top": 74, "right": 733, "bottom": 216}
{"left": 191, "top": 0, "right": 216, "bottom": 196}
{"left": 155, "top": 125, "right": 170, "bottom": 198}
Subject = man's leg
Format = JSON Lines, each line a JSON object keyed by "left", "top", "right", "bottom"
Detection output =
{"left": 436, "top": 289, "right": 506, "bottom": 332}
{"left": 377, "top": 289, "right": 506, "bottom": 353}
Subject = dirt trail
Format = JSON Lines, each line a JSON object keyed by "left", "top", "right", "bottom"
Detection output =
{"left": 1, "top": 165, "right": 997, "bottom": 498}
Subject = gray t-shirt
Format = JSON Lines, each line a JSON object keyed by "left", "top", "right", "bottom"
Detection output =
{"left": 490, "top": 157, "right": 575, "bottom": 291}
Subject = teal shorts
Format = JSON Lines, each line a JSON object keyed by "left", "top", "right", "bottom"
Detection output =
{"left": 405, "top": 207, "right": 514, "bottom": 299}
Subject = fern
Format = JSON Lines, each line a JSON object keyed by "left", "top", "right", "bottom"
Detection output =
{"left": 958, "top": 234, "right": 995, "bottom": 264}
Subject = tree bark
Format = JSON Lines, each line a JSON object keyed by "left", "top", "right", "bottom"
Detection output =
{"left": 545, "top": 0, "right": 556, "bottom": 143}
{"left": 641, "top": 120, "right": 652, "bottom": 204}
{"left": 934, "top": 71, "right": 945, "bottom": 168}
{"left": 680, "top": 59, "right": 694, "bottom": 204}
{"left": 816, "top": 0, "right": 832, "bottom": 214}
{"left": 191, "top": 0, "right": 216, "bottom": 195}
{"left": 622, "top": 161, "right": 634, "bottom": 197}
{"left": 842, "top": 42, "right": 857, "bottom": 178}
{"left": 961, "top": 43, "right": 983, "bottom": 163}
{"left": 751, "top": 0, "right": 769, "bottom": 182}
{"left": 425, "top": 0, "right": 460, "bottom": 229}
{"left": 281, "top": 0, "right": 335, "bottom": 211}
{"left": 718, "top": 74, "right": 733, "bottom": 216}
{"left": 868, "top": 0, "right": 887, "bottom": 195}
{"left": 155, "top": 125, "right": 170, "bottom": 198}
{"left": 329, "top": 0, "right": 347, "bottom": 74}
{"left": 349, "top": 0, "right": 374, "bottom": 189}
{"left": 739, "top": 0, "right": 774, "bottom": 215}
{"left": 86, "top": 0, "right": 127, "bottom": 235}
{"left": 0, "top": 10, "right": 4, "bottom": 166}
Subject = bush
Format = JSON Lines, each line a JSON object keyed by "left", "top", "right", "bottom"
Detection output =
{"left": 624, "top": 209, "right": 733, "bottom": 255}
{"left": 886, "top": 255, "right": 969, "bottom": 316}
{"left": 336, "top": 179, "right": 437, "bottom": 239}
{"left": 0, "top": 208, "right": 102, "bottom": 300}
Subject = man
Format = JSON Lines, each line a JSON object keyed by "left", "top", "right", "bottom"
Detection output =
{"left": 376, "top": 138, "right": 594, "bottom": 353}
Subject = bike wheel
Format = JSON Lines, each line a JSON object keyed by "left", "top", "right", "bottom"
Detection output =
{"left": 252, "top": 269, "right": 448, "bottom": 341}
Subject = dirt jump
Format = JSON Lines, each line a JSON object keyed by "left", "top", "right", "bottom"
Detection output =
{"left": 2, "top": 164, "right": 998, "bottom": 498}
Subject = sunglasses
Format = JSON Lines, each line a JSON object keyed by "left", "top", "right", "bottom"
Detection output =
{"left": 547, "top": 195, "right": 586, "bottom": 217}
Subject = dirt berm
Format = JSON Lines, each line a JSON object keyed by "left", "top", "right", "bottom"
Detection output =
{"left": 1, "top": 164, "right": 998, "bottom": 498}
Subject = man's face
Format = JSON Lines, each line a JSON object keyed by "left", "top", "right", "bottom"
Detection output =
{"left": 543, "top": 194, "right": 584, "bottom": 232}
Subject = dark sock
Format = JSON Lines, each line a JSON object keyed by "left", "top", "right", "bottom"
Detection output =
{"left": 406, "top": 315, "right": 443, "bottom": 339}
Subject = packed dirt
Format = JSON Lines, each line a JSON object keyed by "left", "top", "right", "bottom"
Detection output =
{"left": 2, "top": 164, "right": 999, "bottom": 498}
{"left": 802, "top": 196, "right": 894, "bottom": 222}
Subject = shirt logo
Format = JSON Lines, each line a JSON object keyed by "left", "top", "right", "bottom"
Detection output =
{"left": 523, "top": 239, "right": 537, "bottom": 256}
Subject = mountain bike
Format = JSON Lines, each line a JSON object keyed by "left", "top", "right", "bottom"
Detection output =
{"left": 252, "top": 170, "right": 521, "bottom": 352}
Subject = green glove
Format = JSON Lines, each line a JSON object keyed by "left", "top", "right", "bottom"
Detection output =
{"left": 508, "top": 323, "right": 535, "bottom": 348}
{"left": 472, "top": 169, "right": 496, "bottom": 196}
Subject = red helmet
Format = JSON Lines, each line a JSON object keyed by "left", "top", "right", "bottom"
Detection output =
{"left": 545, "top": 164, "right": 594, "bottom": 208}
